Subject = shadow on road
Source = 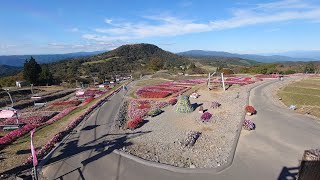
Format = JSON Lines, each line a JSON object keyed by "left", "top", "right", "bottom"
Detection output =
{"left": 54, "top": 167, "right": 85, "bottom": 180}
{"left": 81, "top": 125, "right": 100, "bottom": 131}
{"left": 45, "top": 131, "right": 151, "bottom": 167}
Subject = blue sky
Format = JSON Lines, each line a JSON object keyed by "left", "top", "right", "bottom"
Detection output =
{"left": 0, "top": 0, "right": 320, "bottom": 55}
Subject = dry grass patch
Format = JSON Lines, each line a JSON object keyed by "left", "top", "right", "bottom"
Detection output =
{"left": 278, "top": 77, "right": 320, "bottom": 118}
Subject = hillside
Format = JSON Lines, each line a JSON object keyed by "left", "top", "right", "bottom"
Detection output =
{"left": 49, "top": 43, "right": 193, "bottom": 80}
{"left": 0, "top": 51, "right": 104, "bottom": 67}
{"left": 0, "top": 65, "right": 22, "bottom": 77}
{"left": 183, "top": 54, "right": 260, "bottom": 66}
{"left": 178, "top": 50, "right": 318, "bottom": 63}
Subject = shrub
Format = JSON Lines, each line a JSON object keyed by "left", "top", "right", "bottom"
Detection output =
{"left": 148, "top": 108, "right": 162, "bottom": 117}
{"left": 127, "top": 118, "right": 143, "bottom": 130}
{"left": 201, "top": 112, "right": 212, "bottom": 122}
{"left": 169, "top": 98, "right": 177, "bottom": 105}
{"left": 245, "top": 106, "right": 256, "bottom": 114}
{"left": 198, "top": 105, "right": 204, "bottom": 112}
{"left": 211, "top": 101, "right": 221, "bottom": 109}
{"left": 243, "top": 119, "right": 255, "bottom": 130}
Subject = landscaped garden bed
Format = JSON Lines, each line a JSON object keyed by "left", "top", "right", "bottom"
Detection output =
{"left": 111, "top": 78, "right": 266, "bottom": 168}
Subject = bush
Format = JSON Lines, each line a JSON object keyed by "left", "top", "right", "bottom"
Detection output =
{"left": 148, "top": 108, "right": 162, "bottom": 117}
{"left": 211, "top": 101, "right": 221, "bottom": 109}
{"left": 243, "top": 119, "right": 255, "bottom": 130}
{"left": 201, "top": 112, "right": 212, "bottom": 122}
{"left": 198, "top": 105, "right": 204, "bottom": 112}
{"left": 127, "top": 118, "right": 143, "bottom": 130}
{"left": 169, "top": 98, "right": 177, "bottom": 105}
{"left": 245, "top": 106, "right": 256, "bottom": 114}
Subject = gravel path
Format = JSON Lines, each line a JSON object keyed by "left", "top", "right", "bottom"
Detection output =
{"left": 111, "top": 80, "right": 269, "bottom": 168}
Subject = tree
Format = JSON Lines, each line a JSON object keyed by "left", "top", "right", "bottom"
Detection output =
{"left": 304, "top": 62, "right": 316, "bottom": 73}
{"left": 39, "top": 64, "right": 53, "bottom": 85}
{"left": 23, "top": 56, "right": 42, "bottom": 84}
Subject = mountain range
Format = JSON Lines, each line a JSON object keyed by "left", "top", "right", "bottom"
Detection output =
{"left": 178, "top": 50, "right": 319, "bottom": 62}
{"left": 0, "top": 51, "right": 105, "bottom": 67}
{"left": 0, "top": 48, "right": 319, "bottom": 68}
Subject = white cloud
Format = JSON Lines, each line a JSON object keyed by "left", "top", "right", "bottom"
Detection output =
{"left": 82, "top": 0, "right": 320, "bottom": 42}
{"left": 105, "top": 18, "right": 113, "bottom": 24}
{"left": 256, "top": 0, "right": 312, "bottom": 10}
{"left": 69, "top": 27, "right": 79, "bottom": 32}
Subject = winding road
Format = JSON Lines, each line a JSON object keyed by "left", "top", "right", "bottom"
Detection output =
{"left": 42, "top": 80, "right": 320, "bottom": 180}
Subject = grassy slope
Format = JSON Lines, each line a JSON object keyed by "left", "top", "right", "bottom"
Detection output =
{"left": 82, "top": 56, "right": 119, "bottom": 65}
{"left": 277, "top": 77, "right": 320, "bottom": 118}
{"left": 0, "top": 83, "right": 123, "bottom": 174}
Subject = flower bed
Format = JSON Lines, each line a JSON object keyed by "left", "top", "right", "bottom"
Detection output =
{"left": 128, "top": 100, "right": 168, "bottom": 120}
{"left": 169, "top": 98, "right": 177, "bottom": 105}
{"left": 135, "top": 79, "right": 203, "bottom": 99}
{"left": 136, "top": 89, "right": 171, "bottom": 98}
{"left": 0, "top": 124, "right": 39, "bottom": 145}
{"left": 52, "top": 100, "right": 81, "bottom": 106}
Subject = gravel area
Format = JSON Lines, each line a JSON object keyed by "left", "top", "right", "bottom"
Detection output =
{"left": 110, "top": 79, "right": 267, "bottom": 168}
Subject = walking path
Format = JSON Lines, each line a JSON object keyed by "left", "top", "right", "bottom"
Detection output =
{"left": 42, "top": 80, "right": 320, "bottom": 180}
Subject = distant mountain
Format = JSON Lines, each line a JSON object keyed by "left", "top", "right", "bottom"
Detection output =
{"left": 50, "top": 43, "right": 192, "bottom": 80}
{"left": 0, "top": 65, "right": 22, "bottom": 77}
{"left": 178, "top": 50, "right": 318, "bottom": 63}
{"left": 0, "top": 51, "right": 105, "bottom": 67}
{"left": 269, "top": 50, "right": 320, "bottom": 60}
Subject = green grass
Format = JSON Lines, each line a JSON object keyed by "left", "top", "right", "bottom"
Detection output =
{"left": 82, "top": 56, "right": 119, "bottom": 65}
{"left": 277, "top": 77, "right": 320, "bottom": 118}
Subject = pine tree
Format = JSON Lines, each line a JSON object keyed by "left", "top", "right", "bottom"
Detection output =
{"left": 23, "top": 56, "right": 42, "bottom": 84}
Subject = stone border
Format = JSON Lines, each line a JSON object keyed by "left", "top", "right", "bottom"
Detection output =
{"left": 112, "top": 80, "right": 273, "bottom": 173}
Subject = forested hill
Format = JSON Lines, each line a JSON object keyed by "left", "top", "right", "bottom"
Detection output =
{"left": 0, "top": 65, "right": 22, "bottom": 77}
{"left": 49, "top": 43, "right": 192, "bottom": 80}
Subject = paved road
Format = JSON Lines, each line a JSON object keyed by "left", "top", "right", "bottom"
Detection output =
{"left": 42, "top": 80, "right": 320, "bottom": 180}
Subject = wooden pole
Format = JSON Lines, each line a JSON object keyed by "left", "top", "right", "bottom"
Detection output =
{"left": 221, "top": 73, "right": 226, "bottom": 91}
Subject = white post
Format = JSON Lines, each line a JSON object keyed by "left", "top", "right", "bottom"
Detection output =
{"left": 208, "top": 73, "right": 211, "bottom": 89}
{"left": 221, "top": 73, "right": 226, "bottom": 91}
{"left": 30, "top": 84, "right": 34, "bottom": 95}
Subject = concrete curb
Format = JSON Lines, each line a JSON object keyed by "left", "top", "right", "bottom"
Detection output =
{"left": 111, "top": 80, "right": 273, "bottom": 174}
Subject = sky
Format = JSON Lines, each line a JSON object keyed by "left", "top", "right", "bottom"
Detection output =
{"left": 0, "top": 0, "right": 320, "bottom": 55}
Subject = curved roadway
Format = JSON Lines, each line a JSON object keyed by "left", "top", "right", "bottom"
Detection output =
{"left": 42, "top": 80, "right": 320, "bottom": 180}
